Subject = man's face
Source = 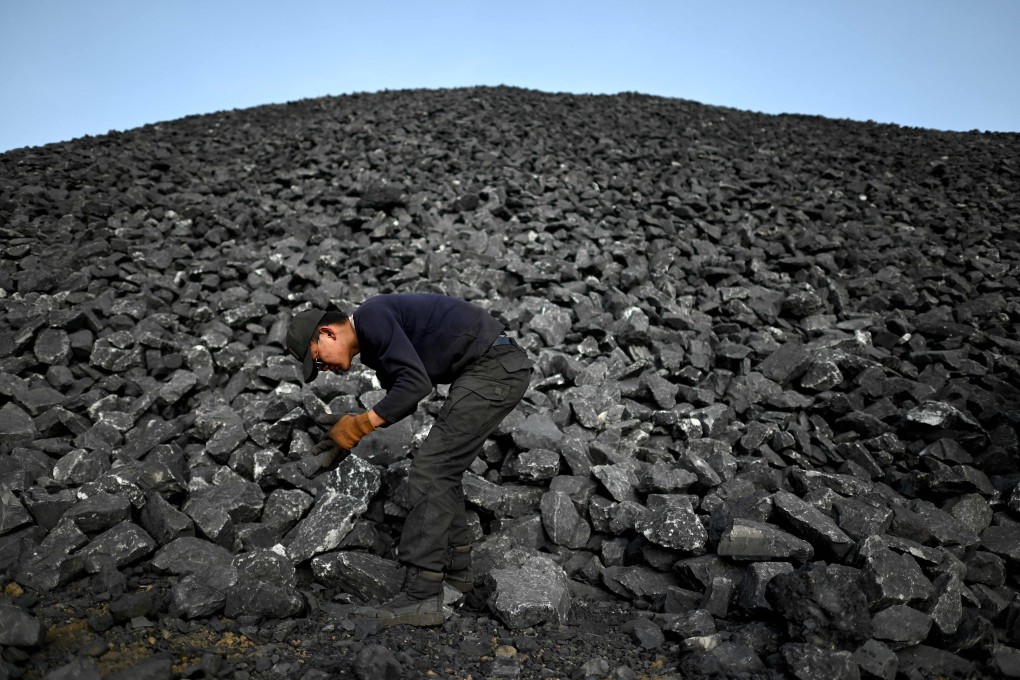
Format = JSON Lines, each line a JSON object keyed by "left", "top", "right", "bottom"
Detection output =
{"left": 310, "top": 323, "right": 354, "bottom": 373}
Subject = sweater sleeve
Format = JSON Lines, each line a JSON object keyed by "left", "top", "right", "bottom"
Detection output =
{"left": 357, "top": 306, "right": 433, "bottom": 424}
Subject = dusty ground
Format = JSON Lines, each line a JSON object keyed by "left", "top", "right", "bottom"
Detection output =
{"left": 16, "top": 574, "right": 683, "bottom": 679}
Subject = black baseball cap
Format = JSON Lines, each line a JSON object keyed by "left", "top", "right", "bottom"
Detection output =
{"left": 286, "top": 309, "right": 327, "bottom": 382}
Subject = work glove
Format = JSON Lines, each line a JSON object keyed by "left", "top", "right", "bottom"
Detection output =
{"left": 329, "top": 412, "right": 376, "bottom": 450}
{"left": 308, "top": 438, "right": 346, "bottom": 477}
{"left": 309, "top": 412, "right": 350, "bottom": 477}
{"left": 315, "top": 412, "right": 345, "bottom": 428}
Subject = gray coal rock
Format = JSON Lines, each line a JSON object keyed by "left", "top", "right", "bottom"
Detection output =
{"left": 717, "top": 518, "right": 814, "bottom": 562}
{"left": 487, "top": 549, "right": 571, "bottom": 629}
{"left": 871, "top": 604, "right": 933, "bottom": 650}
{"left": 766, "top": 563, "right": 872, "bottom": 650}
{"left": 0, "top": 603, "right": 45, "bottom": 647}
{"left": 171, "top": 568, "right": 239, "bottom": 620}
{"left": 284, "top": 490, "right": 366, "bottom": 563}
{"left": 0, "top": 484, "right": 32, "bottom": 534}
{"left": 540, "top": 489, "right": 590, "bottom": 549}
{"left": 311, "top": 551, "right": 404, "bottom": 603}
{"left": 780, "top": 643, "right": 860, "bottom": 680}
{"left": 64, "top": 492, "right": 131, "bottom": 533}
{"left": 0, "top": 403, "right": 38, "bottom": 444}
{"left": 78, "top": 520, "right": 156, "bottom": 573}
{"left": 223, "top": 579, "right": 305, "bottom": 619}
{"left": 151, "top": 536, "right": 234, "bottom": 576}
{"left": 635, "top": 497, "right": 707, "bottom": 552}
{"left": 352, "top": 643, "right": 403, "bottom": 680}
{"left": 42, "top": 659, "right": 103, "bottom": 680}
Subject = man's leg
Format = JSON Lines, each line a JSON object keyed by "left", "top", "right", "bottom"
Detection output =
{"left": 352, "top": 344, "right": 530, "bottom": 626}
{"left": 443, "top": 485, "right": 475, "bottom": 593}
{"left": 398, "top": 345, "right": 531, "bottom": 580}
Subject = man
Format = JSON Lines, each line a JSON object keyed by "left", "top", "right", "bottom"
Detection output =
{"left": 286, "top": 293, "right": 533, "bottom": 626}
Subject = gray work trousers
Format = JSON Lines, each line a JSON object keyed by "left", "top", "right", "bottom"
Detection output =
{"left": 397, "top": 341, "right": 532, "bottom": 577}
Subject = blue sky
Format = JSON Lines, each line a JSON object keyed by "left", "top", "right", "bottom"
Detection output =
{"left": 1, "top": 1, "right": 1018, "bottom": 153}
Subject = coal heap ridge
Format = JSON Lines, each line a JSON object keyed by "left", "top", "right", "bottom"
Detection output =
{"left": 1, "top": 85, "right": 1020, "bottom": 679}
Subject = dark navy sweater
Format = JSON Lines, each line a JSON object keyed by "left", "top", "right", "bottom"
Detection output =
{"left": 352, "top": 294, "right": 504, "bottom": 423}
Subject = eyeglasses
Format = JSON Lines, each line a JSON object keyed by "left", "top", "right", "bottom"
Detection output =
{"left": 311, "top": 331, "right": 326, "bottom": 371}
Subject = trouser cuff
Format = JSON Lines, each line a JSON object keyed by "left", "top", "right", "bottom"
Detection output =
{"left": 404, "top": 565, "right": 444, "bottom": 599}
{"left": 448, "top": 545, "right": 471, "bottom": 572}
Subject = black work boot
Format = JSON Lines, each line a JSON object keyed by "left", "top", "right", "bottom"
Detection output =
{"left": 445, "top": 545, "right": 474, "bottom": 594}
{"left": 351, "top": 566, "right": 451, "bottom": 627}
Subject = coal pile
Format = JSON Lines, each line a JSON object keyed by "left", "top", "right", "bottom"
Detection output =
{"left": 2, "top": 85, "right": 1020, "bottom": 679}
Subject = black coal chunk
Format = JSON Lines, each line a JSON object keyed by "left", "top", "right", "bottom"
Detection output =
{"left": 766, "top": 563, "right": 872, "bottom": 650}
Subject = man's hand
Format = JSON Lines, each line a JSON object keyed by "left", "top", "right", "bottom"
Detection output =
{"left": 310, "top": 438, "right": 346, "bottom": 477}
{"left": 329, "top": 412, "right": 376, "bottom": 450}
{"left": 311, "top": 438, "right": 338, "bottom": 455}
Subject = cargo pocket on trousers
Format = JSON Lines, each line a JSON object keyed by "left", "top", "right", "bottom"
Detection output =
{"left": 457, "top": 375, "right": 511, "bottom": 402}
{"left": 438, "top": 375, "right": 511, "bottom": 432}
{"left": 496, "top": 349, "right": 534, "bottom": 374}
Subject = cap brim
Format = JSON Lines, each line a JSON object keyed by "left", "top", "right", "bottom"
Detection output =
{"left": 302, "top": 350, "right": 318, "bottom": 383}
{"left": 287, "top": 309, "right": 327, "bottom": 383}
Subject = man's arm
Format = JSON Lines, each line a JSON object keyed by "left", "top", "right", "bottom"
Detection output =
{"left": 358, "top": 305, "right": 433, "bottom": 423}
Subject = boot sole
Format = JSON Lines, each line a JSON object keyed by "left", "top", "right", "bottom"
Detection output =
{"left": 380, "top": 610, "right": 447, "bottom": 627}
{"left": 350, "top": 604, "right": 452, "bottom": 627}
